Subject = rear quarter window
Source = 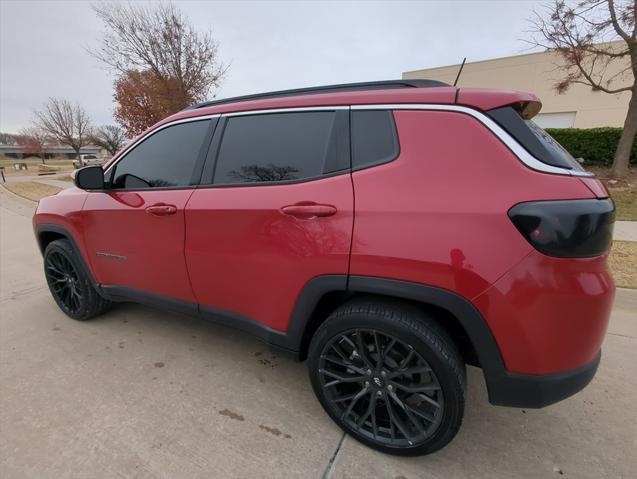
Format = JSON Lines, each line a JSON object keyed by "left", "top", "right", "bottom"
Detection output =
{"left": 351, "top": 110, "right": 399, "bottom": 170}
{"left": 487, "top": 106, "right": 584, "bottom": 171}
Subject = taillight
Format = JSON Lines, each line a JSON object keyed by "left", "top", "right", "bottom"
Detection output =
{"left": 508, "top": 199, "right": 614, "bottom": 258}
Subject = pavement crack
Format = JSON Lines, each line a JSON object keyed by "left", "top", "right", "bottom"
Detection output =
{"left": 321, "top": 432, "right": 346, "bottom": 479}
{"left": 0, "top": 285, "right": 48, "bottom": 304}
{"left": 606, "top": 332, "right": 637, "bottom": 339}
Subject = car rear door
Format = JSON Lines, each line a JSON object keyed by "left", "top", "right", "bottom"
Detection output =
{"left": 184, "top": 108, "right": 353, "bottom": 332}
{"left": 82, "top": 117, "right": 216, "bottom": 303}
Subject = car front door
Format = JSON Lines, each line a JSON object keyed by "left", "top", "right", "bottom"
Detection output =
{"left": 185, "top": 109, "right": 353, "bottom": 332}
{"left": 82, "top": 118, "right": 216, "bottom": 303}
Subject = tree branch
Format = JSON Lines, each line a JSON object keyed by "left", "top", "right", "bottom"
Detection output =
{"left": 609, "top": 0, "right": 632, "bottom": 41}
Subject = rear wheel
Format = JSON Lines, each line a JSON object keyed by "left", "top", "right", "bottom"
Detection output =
{"left": 308, "top": 298, "right": 465, "bottom": 456}
{"left": 44, "top": 239, "right": 111, "bottom": 320}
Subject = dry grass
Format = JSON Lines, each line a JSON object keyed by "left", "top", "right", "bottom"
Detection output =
{"left": 2, "top": 182, "right": 62, "bottom": 202}
{"left": 0, "top": 157, "right": 74, "bottom": 177}
{"left": 608, "top": 241, "right": 637, "bottom": 289}
{"left": 56, "top": 175, "right": 74, "bottom": 182}
{"left": 584, "top": 166, "right": 636, "bottom": 221}
{"left": 609, "top": 187, "right": 637, "bottom": 221}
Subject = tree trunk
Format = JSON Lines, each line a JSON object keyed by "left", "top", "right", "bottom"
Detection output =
{"left": 611, "top": 83, "right": 637, "bottom": 179}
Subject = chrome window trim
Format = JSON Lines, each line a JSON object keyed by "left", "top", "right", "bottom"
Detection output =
{"left": 106, "top": 103, "right": 593, "bottom": 180}
{"left": 351, "top": 104, "right": 593, "bottom": 177}
{"left": 104, "top": 108, "right": 348, "bottom": 177}
{"left": 104, "top": 114, "right": 221, "bottom": 176}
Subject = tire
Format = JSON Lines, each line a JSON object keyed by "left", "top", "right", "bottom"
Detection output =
{"left": 308, "top": 298, "right": 466, "bottom": 456}
{"left": 43, "top": 239, "right": 112, "bottom": 320}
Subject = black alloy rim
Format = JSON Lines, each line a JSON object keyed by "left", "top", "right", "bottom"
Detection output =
{"left": 318, "top": 329, "right": 444, "bottom": 447}
{"left": 45, "top": 251, "right": 82, "bottom": 313}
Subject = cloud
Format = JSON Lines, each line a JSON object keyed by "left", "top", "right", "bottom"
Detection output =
{"left": 0, "top": 0, "right": 540, "bottom": 133}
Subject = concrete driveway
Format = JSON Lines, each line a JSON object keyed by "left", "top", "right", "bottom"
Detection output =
{"left": 1, "top": 187, "right": 635, "bottom": 479}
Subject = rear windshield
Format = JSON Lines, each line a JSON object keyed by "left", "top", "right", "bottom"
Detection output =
{"left": 487, "top": 106, "right": 584, "bottom": 171}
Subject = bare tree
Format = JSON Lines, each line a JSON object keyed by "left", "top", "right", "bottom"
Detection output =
{"left": 229, "top": 164, "right": 300, "bottom": 182}
{"left": 527, "top": 0, "right": 636, "bottom": 178}
{"left": 0, "top": 132, "right": 16, "bottom": 145}
{"left": 33, "top": 98, "right": 91, "bottom": 160}
{"left": 91, "top": 1, "right": 227, "bottom": 120}
{"left": 16, "top": 127, "right": 51, "bottom": 163}
{"left": 89, "top": 124, "right": 127, "bottom": 156}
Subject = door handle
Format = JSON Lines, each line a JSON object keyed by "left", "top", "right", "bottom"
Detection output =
{"left": 146, "top": 203, "right": 177, "bottom": 216}
{"left": 281, "top": 203, "right": 337, "bottom": 219}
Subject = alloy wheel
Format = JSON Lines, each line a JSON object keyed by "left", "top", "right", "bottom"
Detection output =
{"left": 45, "top": 251, "right": 83, "bottom": 314}
{"left": 318, "top": 329, "right": 444, "bottom": 448}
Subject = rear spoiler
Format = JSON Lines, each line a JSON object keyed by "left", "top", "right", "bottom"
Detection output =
{"left": 456, "top": 88, "right": 542, "bottom": 118}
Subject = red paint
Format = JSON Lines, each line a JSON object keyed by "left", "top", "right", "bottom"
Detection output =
{"left": 456, "top": 88, "right": 540, "bottom": 111}
{"left": 34, "top": 86, "right": 614, "bottom": 380}
{"left": 578, "top": 177, "right": 610, "bottom": 198}
{"left": 184, "top": 175, "right": 353, "bottom": 332}
{"left": 350, "top": 111, "right": 597, "bottom": 300}
{"left": 473, "top": 250, "right": 614, "bottom": 374}
{"left": 81, "top": 189, "right": 197, "bottom": 302}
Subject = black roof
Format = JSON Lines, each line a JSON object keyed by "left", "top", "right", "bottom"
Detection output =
{"left": 185, "top": 79, "right": 449, "bottom": 111}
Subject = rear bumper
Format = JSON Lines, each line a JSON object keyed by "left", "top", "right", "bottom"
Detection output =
{"left": 473, "top": 250, "right": 614, "bottom": 375}
{"left": 485, "top": 351, "right": 601, "bottom": 408}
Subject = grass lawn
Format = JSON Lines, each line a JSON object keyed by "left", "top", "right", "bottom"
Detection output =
{"left": 0, "top": 156, "right": 75, "bottom": 177}
{"left": 610, "top": 187, "right": 637, "bottom": 221}
{"left": 609, "top": 241, "right": 637, "bottom": 289}
{"left": 2, "top": 181, "right": 62, "bottom": 202}
{"left": 587, "top": 166, "right": 636, "bottom": 221}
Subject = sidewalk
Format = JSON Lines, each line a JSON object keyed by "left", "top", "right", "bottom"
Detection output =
{"left": 615, "top": 221, "right": 637, "bottom": 242}
{"left": 32, "top": 178, "right": 73, "bottom": 189}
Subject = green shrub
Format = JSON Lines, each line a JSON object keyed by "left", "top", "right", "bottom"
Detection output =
{"left": 544, "top": 127, "right": 637, "bottom": 166}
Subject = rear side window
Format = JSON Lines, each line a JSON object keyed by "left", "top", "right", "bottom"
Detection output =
{"left": 111, "top": 119, "right": 211, "bottom": 189}
{"left": 351, "top": 110, "right": 399, "bottom": 170}
{"left": 213, "top": 111, "right": 346, "bottom": 185}
{"left": 487, "top": 106, "right": 583, "bottom": 171}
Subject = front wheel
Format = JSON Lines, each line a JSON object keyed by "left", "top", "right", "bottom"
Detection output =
{"left": 44, "top": 239, "right": 111, "bottom": 320}
{"left": 307, "top": 299, "right": 466, "bottom": 456}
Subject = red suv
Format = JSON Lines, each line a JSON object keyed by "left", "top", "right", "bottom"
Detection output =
{"left": 33, "top": 80, "right": 615, "bottom": 455}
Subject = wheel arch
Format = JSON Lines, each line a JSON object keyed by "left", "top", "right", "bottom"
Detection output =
{"left": 36, "top": 228, "right": 68, "bottom": 254}
{"left": 289, "top": 275, "right": 507, "bottom": 389}
{"left": 35, "top": 224, "right": 101, "bottom": 292}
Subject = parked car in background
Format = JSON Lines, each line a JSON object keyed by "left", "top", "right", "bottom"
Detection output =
{"left": 33, "top": 80, "right": 615, "bottom": 456}
{"left": 73, "top": 154, "right": 103, "bottom": 169}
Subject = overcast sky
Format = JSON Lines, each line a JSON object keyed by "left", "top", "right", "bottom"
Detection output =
{"left": 0, "top": 0, "right": 542, "bottom": 134}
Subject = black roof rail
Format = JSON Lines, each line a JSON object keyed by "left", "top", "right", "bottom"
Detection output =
{"left": 184, "top": 79, "right": 450, "bottom": 111}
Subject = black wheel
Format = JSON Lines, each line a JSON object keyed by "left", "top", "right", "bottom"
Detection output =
{"left": 44, "top": 239, "right": 111, "bottom": 320}
{"left": 308, "top": 298, "right": 466, "bottom": 456}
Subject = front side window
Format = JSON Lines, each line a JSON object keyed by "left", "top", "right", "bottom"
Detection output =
{"left": 111, "top": 119, "right": 211, "bottom": 189}
{"left": 213, "top": 112, "right": 339, "bottom": 185}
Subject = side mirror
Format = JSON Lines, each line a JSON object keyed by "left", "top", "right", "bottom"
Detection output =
{"left": 74, "top": 165, "right": 105, "bottom": 190}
